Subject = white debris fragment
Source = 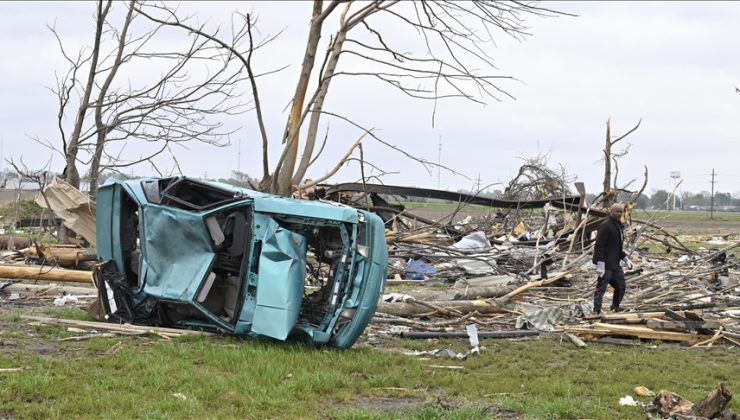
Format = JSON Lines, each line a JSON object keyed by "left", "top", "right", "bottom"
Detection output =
{"left": 53, "top": 295, "right": 80, "bottom": 306}
{"left": 706, "top": 237, "right": 726, "bottom": 245}
{"left": 619, "top": 395, "right": 638, "bottom": 406}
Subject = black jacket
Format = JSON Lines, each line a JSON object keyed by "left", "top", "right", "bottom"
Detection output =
{"left": 592, "top": 216, "right": 627, "bottom": 270}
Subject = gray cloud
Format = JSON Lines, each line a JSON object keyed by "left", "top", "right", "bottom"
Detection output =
{"left": 1, "top": 1, "right": 738, "bottom": 196}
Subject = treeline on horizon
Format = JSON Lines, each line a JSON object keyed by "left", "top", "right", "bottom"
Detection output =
{"left": 2, "top": 170, "right": 738, "bottom": 211}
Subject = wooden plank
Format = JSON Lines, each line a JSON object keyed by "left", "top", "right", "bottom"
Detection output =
{"left": 599, "top": 311, "right": 682, "bottom": 321}
{"left": 647, "top": 318, "right": 720, "bottom": 332}
{"left": 2, "top": 283, "right": 97, "bottom": 296}
{"left": 646, "top": 319, "right": 689, "bottom": 332}
{"left": 21, "top": 315, "right": 214, "bottom": 336}
{"left": 664, "top": 308, "right": 688, "bottom": 321}
{"left": 565, "top": 324, "right": 708, "bottom": 344}
{"left": 597, "top": 337, "right": 642, "bottom": 346}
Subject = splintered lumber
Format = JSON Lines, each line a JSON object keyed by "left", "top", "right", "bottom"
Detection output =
{"left": 376, "top": 298, "right": 507, "bottom": 317}
{"left": 564, "top": 323, "right": 710, "bottom": 344}
{"left": 597, "top": 337, "right": 642, "bottom": 346}
{"left": 646, "top": 318, "right": 720, "bottom": 332}
{"left": 501, "top": 270, "right": 574, "bottom": 300}
{"left": 21, "top": 315, "right": 213, "bottom": 337}
{"left": 403, "top": 285, "right": 515, "bottom": 301}
{"left": 0, "top": 265, "right": 92, "bottom": 283}
{"left": 600, "top": 311, "right": 683, "bottom": 322}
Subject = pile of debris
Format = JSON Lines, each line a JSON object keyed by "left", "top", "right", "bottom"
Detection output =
{"left": 319, "top": 183, "right": 739, "bottom": 348}
{"left": 1, "top": 178, "right": 738, "bottom": 350}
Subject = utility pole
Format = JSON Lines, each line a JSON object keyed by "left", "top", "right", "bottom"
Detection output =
{"left": 237, "top": 139, "right": 242, "bottom": 174}
{"left": 437, "top": 136, "right": 441, "bottom": 190}
{"left": 710, "top": 169, "right": 716, "bottom": 220}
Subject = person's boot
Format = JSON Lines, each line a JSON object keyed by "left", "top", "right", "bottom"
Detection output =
{"left": 610, "top": 305, "right": 620, "bottom": 313}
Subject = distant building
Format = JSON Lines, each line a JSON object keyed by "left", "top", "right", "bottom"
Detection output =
{"left": 3, "top": 179, "right": 40, "bottom": 191}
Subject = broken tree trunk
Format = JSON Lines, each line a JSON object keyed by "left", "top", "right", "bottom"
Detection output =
{"left": 25, "top": 245, "right": 98, "bottom": 267}
{"left": 693, "top": 383, "right": 733, "bottom": 418}
{"left": 649, "top": 384, "right": 734, "bottom": 419}
{"left": 0, "top": 265, "right": 92, "bottom": 283}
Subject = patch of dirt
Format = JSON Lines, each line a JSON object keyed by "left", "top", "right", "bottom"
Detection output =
{"left": 334, "top": 395, "right": 427, "bottom": 412}
{"left": 0, "top": 302, "right": 91, "bottom": 358}
{"left": 333, "top": 395, "right": 522, "bottom": 418}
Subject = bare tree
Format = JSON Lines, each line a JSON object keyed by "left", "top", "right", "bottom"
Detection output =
{"left": 138, "top": 1, "right": 566, "bottom": 196}
{"left": 596, "top": 118, "right": 644, "bottom": 208}
{"left": 39, "top": 0, "right": 247, "bottom": 198}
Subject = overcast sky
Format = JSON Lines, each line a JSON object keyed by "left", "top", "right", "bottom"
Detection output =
{"left": 1, "top": 1, "right": 739, "bottom": 196}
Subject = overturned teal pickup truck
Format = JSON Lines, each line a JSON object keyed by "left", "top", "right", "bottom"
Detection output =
{"left": 95, "top": 177, "right": 388, "bottom": 348}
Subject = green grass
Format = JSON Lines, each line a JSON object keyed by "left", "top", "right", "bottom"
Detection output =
{"left": 635, "top": 209, "right": 740, "bottom": 222}
{"left": 0, "top": 317, "right": 737, "bottom": 419}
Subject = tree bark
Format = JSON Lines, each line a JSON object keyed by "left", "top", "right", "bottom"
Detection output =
{"left": 65, "top": 0, "right": 111, "bottom": 190}
{"left": 25, "top": 245, "right": 98, "bottom": 268}
{"left": 275, "top": 0, "right": 332, "bottom": 195}
{"left": 602, "top": 118, "right": 614, "bottom": 206}
{"left": 0, "top": 265, "right": 92, "bottom": 283}
{"left": 88, "top": 0, "right": 135, "bottom": 199}
{"left": 692, "top": 383, "right": 733, "bottom": 418}
{"left": 291, "top": 5, "right": 350, "bottom": 188}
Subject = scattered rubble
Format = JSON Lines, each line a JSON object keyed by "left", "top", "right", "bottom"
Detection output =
{"left": 1, "top": 177, "right": 738, "bottom": 351}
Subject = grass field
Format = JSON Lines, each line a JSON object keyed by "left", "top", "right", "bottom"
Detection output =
{"left": 634, "top": 209, "right": 740, "bottom": 222}
{"left": 405, "top": 202, "right": 740, "bottom": 222}
{"left": 0, "top": 307, "right": 738, "bottom": 419}
{"left": 1, "top": 207, "right": 738, "bottom": 418}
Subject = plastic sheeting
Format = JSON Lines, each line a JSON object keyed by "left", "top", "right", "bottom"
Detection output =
{"left": 451, "top": 231, "right": 491, "bottom": 252}
{"left": 515, "top": 306, "right": 567, "bottom": 332}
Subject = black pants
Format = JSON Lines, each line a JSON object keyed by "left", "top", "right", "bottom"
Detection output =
{"left": 593, "top": 267, "right": 625, "bottom": 313}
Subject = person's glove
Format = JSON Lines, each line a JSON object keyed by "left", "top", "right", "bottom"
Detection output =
{"left": 622, "top": 257, "right": 634, "bottom": 270}
{"left": 596, "top": 261, "right": 605, "bottom": 276}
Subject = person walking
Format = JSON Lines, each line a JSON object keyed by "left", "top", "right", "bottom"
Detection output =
{"left": 592, "top": 203, "right": 633, "bottom": 314}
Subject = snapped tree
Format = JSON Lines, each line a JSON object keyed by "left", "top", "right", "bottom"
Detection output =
{"left": 138, "top": 1, "right": 565, "bottom": 196}
{"left": 596, "top": 118, "right": 646, "bottom": 208}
